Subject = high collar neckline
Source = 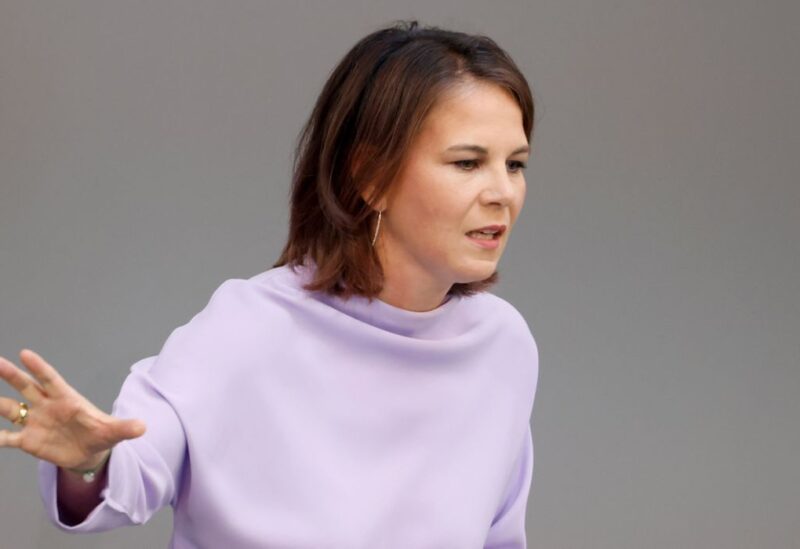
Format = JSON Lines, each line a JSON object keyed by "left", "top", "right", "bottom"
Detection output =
{"left": 281, "top": 258, "right": 464, "bottom": 339}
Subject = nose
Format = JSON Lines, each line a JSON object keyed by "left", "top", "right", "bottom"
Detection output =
{"left": 481, "top": 164, "right": 517, "bottom": 207}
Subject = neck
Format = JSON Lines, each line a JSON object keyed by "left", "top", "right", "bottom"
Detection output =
{"left": 375, "top": 246, "right": 451, "bottom": 312}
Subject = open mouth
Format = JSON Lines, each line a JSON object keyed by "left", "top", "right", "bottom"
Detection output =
{"left": 465, "top": 230, "right": 501, "bottom": 241}
{"left": 464, "top": 224, "right": 505, "bottom": 240}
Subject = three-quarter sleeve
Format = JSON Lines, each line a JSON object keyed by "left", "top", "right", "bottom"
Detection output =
{"left": 484, "top": 423, "right": 534, "bottom": 549}
{"left": 37, "top": 356, "right": 188, "bottom": 532}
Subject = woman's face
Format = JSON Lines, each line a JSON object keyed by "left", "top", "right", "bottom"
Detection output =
{"left": 376, "top": 79, "right": 529, "bottom": 302}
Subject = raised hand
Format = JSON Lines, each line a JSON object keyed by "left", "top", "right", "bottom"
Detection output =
{"left": 0, "top": 349, "right": 146, "bottom": 470}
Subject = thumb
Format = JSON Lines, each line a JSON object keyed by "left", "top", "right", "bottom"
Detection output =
{"left": 112, "top": 418, "right": 147, "bottom": 441}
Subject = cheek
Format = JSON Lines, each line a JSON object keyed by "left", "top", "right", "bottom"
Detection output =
{"left": 389, "top": 188, "right": 439, "bottom": 241}
{"left": 423, "top": 192, "right": 466, "bottom": 238}
{"left": 397, "top": 172, "right": 454, "bottom": 227}
{"left": 422, "top": 169, "right": 470, "bottom": 221}
{"left": 390, "top": 165, "right": 472, "bottom": 243}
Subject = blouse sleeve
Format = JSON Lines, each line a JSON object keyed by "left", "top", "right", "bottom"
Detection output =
{"left": 484, "top": 423, "right": 535, "bottom": 549}
{"left": 37, "top": 355, "right": 188, "bottom": 532}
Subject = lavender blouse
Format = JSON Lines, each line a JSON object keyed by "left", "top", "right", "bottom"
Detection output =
{"left": 38, "top": 259, "right": 539, "bottom": 548}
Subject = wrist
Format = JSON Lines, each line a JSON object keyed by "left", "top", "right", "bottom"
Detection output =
{"left": 67, "top": 449, "right": 111, "bottom": 483}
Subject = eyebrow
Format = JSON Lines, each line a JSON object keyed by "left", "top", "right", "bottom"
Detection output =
{"left": 445, "top": 143, "right": 530, "bottom": 156}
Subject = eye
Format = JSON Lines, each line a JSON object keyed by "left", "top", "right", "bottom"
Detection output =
{"left": 508, "top": 161, "right": 527, "bottom": 173}
{"left": 454, "top": 159, "right": 479, "bottom": 171}
{"left": 453, "top": 159, "right": 528, "bottom": 173}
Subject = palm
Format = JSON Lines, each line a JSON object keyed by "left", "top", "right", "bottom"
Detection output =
{"left": 17, "top": 387, "right": 118, "bottom": 468}
{"left": 0, "top": 349, "right": 145, "bottom": 469}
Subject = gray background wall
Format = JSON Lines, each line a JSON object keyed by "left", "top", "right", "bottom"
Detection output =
{"left": 1, "top": 1, "right": 797, "bottom": 548}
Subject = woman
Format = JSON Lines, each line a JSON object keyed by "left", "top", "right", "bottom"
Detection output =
{"left": 0, "top": 19, "right": 539, "bottom": 548}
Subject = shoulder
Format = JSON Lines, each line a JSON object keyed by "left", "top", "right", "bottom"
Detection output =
{"left": 142, "top": 268, "right": 292, "bottom": 390}
{"left": 469, "top": 292, "right": 538, "bottom": 354}
{"left": 168, "top": 276, "right": 265, "bottom": 342}
{"left": 179, "top": 266, "right": 297, "bottom": 336}
{"left": 469, "top": 292, "right": 539, "bottom": 395}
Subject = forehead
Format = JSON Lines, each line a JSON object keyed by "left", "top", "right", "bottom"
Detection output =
{"left": 418, "top": 80, "right": 525, "bottom": 144}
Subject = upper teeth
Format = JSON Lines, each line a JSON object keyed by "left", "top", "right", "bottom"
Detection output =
{"left": 468, "top": 229, "right": 496, "bottom": 239}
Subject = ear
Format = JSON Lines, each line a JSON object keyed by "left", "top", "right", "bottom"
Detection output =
{"left": 352, "top": 145, "right": 386, "bottom": 211}
{"left": 360, "top": 183, "right": 387, "bottom": 212}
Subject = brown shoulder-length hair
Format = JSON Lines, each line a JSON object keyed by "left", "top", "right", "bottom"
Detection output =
{"left": 273, "top": 19, "right": 535, "bottom": 301}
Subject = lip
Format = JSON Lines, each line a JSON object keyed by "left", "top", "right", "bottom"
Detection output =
{"left": 466, "top": 224, "right": 507, "bottom": 236}
{"left": 464, "top": 224, "right": 506, "bottom": 250}
{"left": 465, "top": 231, "right": 502, "bottom": 249}
{"left": 464, "top": 224, "right": 507, "bottom": 250}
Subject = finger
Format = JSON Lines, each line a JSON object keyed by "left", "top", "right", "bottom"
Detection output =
{"left": 0, "top": 429, "right": 23, "bottom": 448}
{"left": 18, "top": 349, "right": 70, "bottom": 398}
{"left": 0, "top": 355, "right": 46, "bottom": 405}
{"left": 110, "top": 418, "right": 147, "bottom": 441}
{"left": 0, "top": 396, "right": 28, "bottom": 425}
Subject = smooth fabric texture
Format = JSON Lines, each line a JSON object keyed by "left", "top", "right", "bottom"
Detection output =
{"left": 38, "top": 258, "right": 539, "bottom": 548}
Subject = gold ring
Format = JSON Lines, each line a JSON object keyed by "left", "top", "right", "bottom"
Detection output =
{"left": 12, "top": 402, "right": 29, "bottom": 426}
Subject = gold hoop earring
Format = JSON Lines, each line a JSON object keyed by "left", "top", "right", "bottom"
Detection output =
{"left": 371, "top": 210, "right": 383, "bottom": 247}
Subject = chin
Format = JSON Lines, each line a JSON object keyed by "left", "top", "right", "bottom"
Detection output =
{"left": 452, "top": 261, "right": 498, "bottom": 284}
